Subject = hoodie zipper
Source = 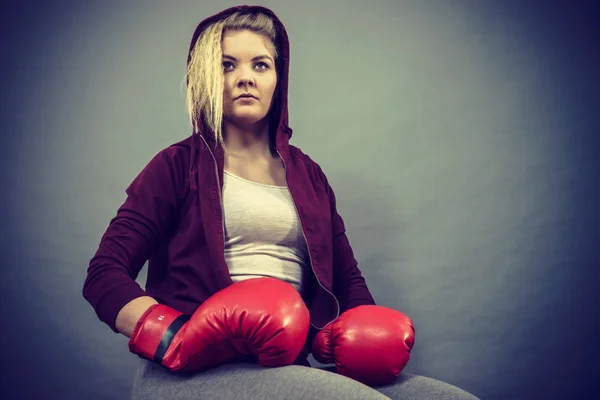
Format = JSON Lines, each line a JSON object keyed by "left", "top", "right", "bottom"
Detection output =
{"left": 199, "top": 136, "right": 227, "bottom": 265}
{"left": 277, "top": 150, "right": 340, "bottom": 329}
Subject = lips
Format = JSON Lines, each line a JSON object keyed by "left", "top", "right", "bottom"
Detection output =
{"left": 235, "top": 94, "right": 257, "bottom": 100}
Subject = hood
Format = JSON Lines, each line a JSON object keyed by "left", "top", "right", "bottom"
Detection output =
{"left": 187, "top": 5, "right": 293, "bottom": 151}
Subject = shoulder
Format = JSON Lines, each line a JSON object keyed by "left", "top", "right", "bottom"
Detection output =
{"left": 141, "top": 136, "right": 192, "bottom": 172}
{"left": 288, "top": 144, "right": 328, "bottom": 187}
{"left": 127, "top": 135, "right": 193, "bottom": 194}
{"left": 158, "top": 135, "right": 193, "bottom": 163}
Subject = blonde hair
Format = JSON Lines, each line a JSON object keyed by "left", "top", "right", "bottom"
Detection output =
{"left": 185, "top": 11, "right": 279, "bottom": 146}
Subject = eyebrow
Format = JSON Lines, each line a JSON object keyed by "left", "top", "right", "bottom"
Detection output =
{"left": 223, "top": 54, "right": 274, "bottom": 63}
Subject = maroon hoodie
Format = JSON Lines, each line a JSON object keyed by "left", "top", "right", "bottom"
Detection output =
{"left": 82, "top": 5, "right": 375, "bottom": 365}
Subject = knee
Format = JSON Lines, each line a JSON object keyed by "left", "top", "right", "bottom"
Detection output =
{"left": 377, "top": 373, "right": 480, "bottom": 400}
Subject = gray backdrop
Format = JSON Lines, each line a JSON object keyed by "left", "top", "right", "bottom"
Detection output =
{"left": 1, "top": 1, "right": 598, "bottom": 399}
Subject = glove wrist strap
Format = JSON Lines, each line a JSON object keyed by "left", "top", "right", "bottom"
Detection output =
{"left": 128, "top": 304, "right": 189, "bottom": 363}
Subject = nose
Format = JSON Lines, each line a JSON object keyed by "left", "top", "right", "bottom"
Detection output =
{"left": 237, "top": 76, "right": 255, "bottom": 87}
{"left": 236, "top": 66, "right": 255, "bottom": 88}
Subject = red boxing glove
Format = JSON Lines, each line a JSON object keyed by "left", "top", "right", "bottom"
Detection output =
{"left": 129, "top": 277, "right": 310, "bottom": 373}
{"left": 312, "top": 305, "right": 415, "bottom": 386}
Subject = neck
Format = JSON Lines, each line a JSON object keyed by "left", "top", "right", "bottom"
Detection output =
{"left": 222, "top": 118, "right": 273, "bottom": 159}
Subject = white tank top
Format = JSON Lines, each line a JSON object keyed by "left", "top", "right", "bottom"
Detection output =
{"left": 222, "top": 169, "right": 309, "bottom": 296}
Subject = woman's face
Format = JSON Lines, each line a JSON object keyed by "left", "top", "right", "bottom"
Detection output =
{"left": 221, "top": 29, "right": 278, "bottom": 127}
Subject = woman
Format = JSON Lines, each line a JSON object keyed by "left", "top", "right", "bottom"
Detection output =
{"left": 82, "top": 5, "right": 479, "bottom": 400}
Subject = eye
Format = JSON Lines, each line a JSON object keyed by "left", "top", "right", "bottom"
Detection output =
{"left": 254, "top": 61, "right": 270, "bottom": 70}
{"left": 223, "top": 61, "right": 235, "bottom": 71}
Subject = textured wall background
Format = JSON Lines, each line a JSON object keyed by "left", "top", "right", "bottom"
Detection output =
{"left": 1, "top": 1, "right": 598, "bottom": 399}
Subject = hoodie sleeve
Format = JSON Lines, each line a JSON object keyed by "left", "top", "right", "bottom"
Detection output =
{"left": 82, "top": 148, "right": 185, "bottom": 333}
{"left": 314, "top": 164, "right": 376, "bottom": 313}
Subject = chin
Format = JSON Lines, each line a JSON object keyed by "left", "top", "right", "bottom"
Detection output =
{"left": 228, "top": 111, "right": 268, "bottom": 126}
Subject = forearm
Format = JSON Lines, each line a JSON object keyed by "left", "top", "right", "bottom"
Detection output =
{"left": 331, "top": 232, "right": 376, "bottom": 312}
{"left": 335, "top": 272, "right": 376, "bottom": 313}
{"left": 115, "top": 296, "right": 159, "bottom": 338}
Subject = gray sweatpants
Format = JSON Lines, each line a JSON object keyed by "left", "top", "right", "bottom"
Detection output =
{"left": 130, "top": 359, "right": 480, "bottom": 400}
